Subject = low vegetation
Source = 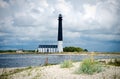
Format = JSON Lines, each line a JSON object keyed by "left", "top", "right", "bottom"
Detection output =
{"left": 0, "top": 50, "right": 16, "bottom": 53}
{"left": 60, "top": 60, "right": 73, "bottom": 68}
{"left": 0, "top": 66, "right": 32, "bottom": 79}
{"left": 108, "top": 58, "right": 120, "bottom": 66}
{"left": 75, "top": 58, "right": 102, "bottom": 75}
{"left": 0, "top": 50, "right": 35, "bottom": 53}
{"left": 63, "top": 46, "right": 88, "bottom": 52}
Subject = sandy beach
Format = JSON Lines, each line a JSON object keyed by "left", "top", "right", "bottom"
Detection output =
{"left": 0, "top": 60, "right": 120, "bottom": 79}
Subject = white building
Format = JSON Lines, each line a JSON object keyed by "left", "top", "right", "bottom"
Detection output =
{"left": 38, "top": 45, "right": 57, "bottom": 53}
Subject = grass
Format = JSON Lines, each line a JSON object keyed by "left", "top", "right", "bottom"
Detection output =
{"left": 60, "top": 60, "right": 73, "bottom": 68}
{"left": 0, "top": 66, "right": 32, "bottom": 79}
{"left": 75, "top": 58, "right": 102, "bottom": 75}
{"left": 31, "top": 68, "right": 41, "bottom": 79}
{"left": 108, "top": 58, "right": 120, "bottom": 66}
{"left": 32, "top": 73, "right": 41, "bottom": 79}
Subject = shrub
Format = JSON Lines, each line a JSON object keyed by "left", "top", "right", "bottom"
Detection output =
{"left": 76, "top": 58, "right": 102, "bottom": 75}
{"left": 84, "top": 49, "right": 88, "bottom": 52}
{"left": 60, "top": 60, "right": 73, "bottom": 68}
{"left": 108, "top": 59, "right": 120, "bottom": 66}
{"left": 63, "top": 46, "right": 84, "bottom": 52}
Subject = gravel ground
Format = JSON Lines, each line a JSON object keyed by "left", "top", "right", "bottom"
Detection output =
{"left": 0, "top": 62, "right": 120, "bottom": 79}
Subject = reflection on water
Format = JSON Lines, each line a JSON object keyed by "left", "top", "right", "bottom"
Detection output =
{"left": 0, "top": 54, "right": 119, "bottom": 68}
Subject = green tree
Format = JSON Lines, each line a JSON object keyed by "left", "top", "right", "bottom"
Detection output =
{"left": 84, "top": 49, "right": 88, "bottom": 52}
{"left": 63, "top": 46, "right": 85, "bottom": 52}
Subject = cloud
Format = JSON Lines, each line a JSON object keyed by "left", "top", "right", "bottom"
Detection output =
{"left": 0, "top": 0, "right": 120, "bottom": 51}
{"left": 95, "top": 0, "right": 119, "bottom": 28}
{"left": 0, "top": 0, "right": 9, "bottom": 8}
{"left": 83, "top": 4, "right": 96, "bottom": 21}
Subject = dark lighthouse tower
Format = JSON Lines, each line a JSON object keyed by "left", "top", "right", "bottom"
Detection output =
{"left": 58, "top": 14, "right": 63, "bottom": 52}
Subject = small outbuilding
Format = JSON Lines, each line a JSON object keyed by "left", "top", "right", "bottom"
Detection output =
{"left": 16, "top": 49, "right": 23, "bottom": 53}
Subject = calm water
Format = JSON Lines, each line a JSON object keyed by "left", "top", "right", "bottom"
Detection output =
{"left": 0, "top": 54, "right": 120, "bottom": 68}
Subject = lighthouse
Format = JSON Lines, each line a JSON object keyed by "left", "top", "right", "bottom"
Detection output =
{"left": 38, "top": 14, "right": 63, "bottom": 53}
{"left": 58, "top": 14, "right": 63, "bottom": 52}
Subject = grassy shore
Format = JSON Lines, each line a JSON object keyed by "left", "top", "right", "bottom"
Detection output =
{"left": 0, "top": 51, "right": 120, "bottom": 55}
{"left": 0, "top": 59, "right": 120, "bottom": 79}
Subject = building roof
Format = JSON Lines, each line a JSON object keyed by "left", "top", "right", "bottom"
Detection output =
{"left": 38, "top": 45, "right": 58, "bottom": 48}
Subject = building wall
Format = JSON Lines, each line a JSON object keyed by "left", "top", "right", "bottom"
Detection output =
{"left": 38, "top": 47, "right": 57, "bottom": 53}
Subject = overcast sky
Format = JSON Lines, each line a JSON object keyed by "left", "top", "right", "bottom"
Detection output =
{"left": 0, "top": 0, "right": 120, "bottom": 52}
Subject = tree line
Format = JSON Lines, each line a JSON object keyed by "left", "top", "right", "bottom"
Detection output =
{"left": 63, "top": 46, "right": 88, "bottom": 52}
{"left": 0, "top": 50, "right": 35, "bottom": 53}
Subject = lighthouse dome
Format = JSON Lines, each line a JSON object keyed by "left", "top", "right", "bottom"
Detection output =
{"left": 59, "top": 14, "right": 62, "bottom": 17}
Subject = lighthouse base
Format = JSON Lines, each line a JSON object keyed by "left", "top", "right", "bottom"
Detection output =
{"left": 58, "top": 41, "right": 63, "bottom": 52}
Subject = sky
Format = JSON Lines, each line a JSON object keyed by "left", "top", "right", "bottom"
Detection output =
{"left": 0, "top": 0, "right": 120, "bottom": 52}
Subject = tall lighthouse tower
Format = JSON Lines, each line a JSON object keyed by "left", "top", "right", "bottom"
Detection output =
{"left": 58, "top": 14, "right": 63, "bottom": 52}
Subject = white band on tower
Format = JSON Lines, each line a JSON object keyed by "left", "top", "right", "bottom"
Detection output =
{"left": 58, "top": 41, "right": 63, "bottom": 52}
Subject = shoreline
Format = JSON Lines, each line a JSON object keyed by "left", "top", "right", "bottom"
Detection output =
{"left": 0, "top": 52, "right": 120, "bottom": 56}
{"left": 0, "top": 59, "right": 120, "bottom": 79}
{"left": 0, "top": 58, "right": 119, "bottom": 69}
{"left": 0, "top": 54, "right": 120, "bottom": 69}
